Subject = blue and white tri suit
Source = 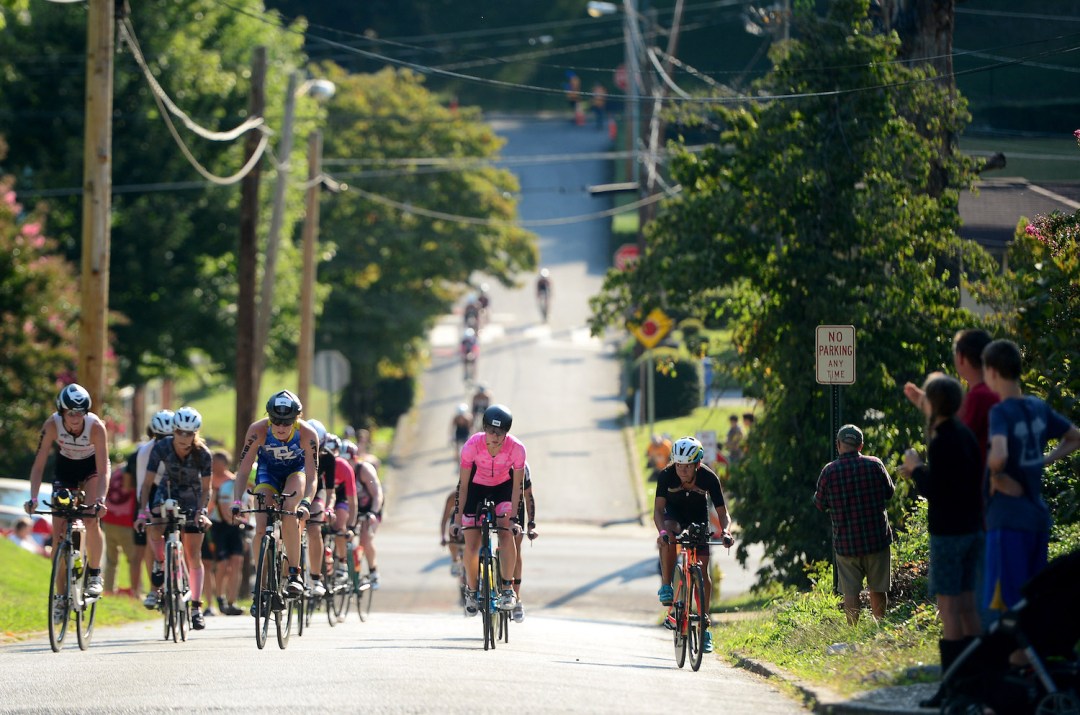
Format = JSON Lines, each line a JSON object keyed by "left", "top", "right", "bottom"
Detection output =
{"left": 254, "top": 423, "right": 307, "bottom": 494}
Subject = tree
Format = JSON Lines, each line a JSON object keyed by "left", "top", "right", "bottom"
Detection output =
{"left": 590, "top": 0, "right": 998, "bottom": 585}
{"left": 316, "top": 66, "right": 536, "bottom": 426}
{"left": 0, "top": 157, "right": 81, "bottom": 475}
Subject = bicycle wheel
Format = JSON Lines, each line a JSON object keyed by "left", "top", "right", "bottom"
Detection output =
{"left": 480, "top": 554, "right": 495, "bottom": 650}
{"left": 165, "top": 542, "right": 180, "bottom": 643}
{"left": 687, "top": 565, "right": 707, "bottom": 671}
{"left": 176, "top": 547, "right": 190, "bottom": 643}
{"left": 75, "top": 568, "right": 97, "bottom": 651}
{"left": 672, "top": 565, "right": 687, "bottom": 668}
{"left": 253, "top": 535, "right": 274, "bottom": 650}
{"left": 47, "top": 540, "right": 72, "bottom": 652}
{"left": 328, "top": 559, "right": 347, "bottom": 626}
{"left": 276, "top": 550, "right": 293, "bottom": 649}
{"left": 297, "top": 537, "right": 308, "bottom": 636}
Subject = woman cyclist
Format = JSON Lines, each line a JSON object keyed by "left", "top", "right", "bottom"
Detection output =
{"left": 135, "top": 406, "right": 214, "bottom": 630}
{"left": 453, "top": 404, "right": 527, "bottom": 615}
{"left": 25, "top": 384, "right": 112, "bottom": 613}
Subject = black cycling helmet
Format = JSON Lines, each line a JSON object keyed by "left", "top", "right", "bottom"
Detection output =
{"left": 266, "top": 389, "right": 302, "bottom": 422}
{"left": 482, "top": 404, "right": 513, "bottom": 432}
{"left": 56, "top": 383, "right": 92, "bottom": 412}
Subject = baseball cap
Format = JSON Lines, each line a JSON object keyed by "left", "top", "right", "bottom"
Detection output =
{"left": 837, "top": 424, "right": 863, "bottom": 447}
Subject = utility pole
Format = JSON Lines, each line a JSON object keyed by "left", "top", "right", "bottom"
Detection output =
{"left": 297, "top": 130, "right": 322, "bottom": 410}
{"left": 235, "top": 47, "right": 265, "bottom": 456}
{"left": 77, "top": 0, "right": 115, "bottom": 406}
{"left": 253, "top": 71, "right": 299, "bottom": 393}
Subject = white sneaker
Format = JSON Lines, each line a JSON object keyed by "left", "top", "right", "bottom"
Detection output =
{"left": 85, "top": 575, "right": 104, "bottom": 599}
{"left": 143, "top": 591, "right": 158, "bottom": 609}
{"left": 512, "top": 602, "right": 525, "bottom": 623}
{"left": 464, "top": 590, "right": 479, "bottom": 617}
{"left": 497, "top": 589, "right": 516, "bottom": 611}
{"left": 311, "top": 579, "right": 326, "bottom": 598}
{"left": 368, "top": 572, "right": 380, "bottom": 590}
{"left": 52, "top": 595, "right": 67, "bottom": 624}
{"left": 334, "top": 566, "right": 348, "bottom": 585}
{"left": 450, "top": 562, "right": 463, "bottom": 578}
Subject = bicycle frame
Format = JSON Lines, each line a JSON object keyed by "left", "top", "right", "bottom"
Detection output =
{"left": 147, "top": 499, "right": 193, "bottom": 643}
{"left": 465, "top": 498, "right": 508, "bottom": 651}
{"left": 669, "top": 524, "right": 722, "bottom": 671}
{"left": 38, "top": 490, "right": 99, "bottom": 653}
{"left": 240, "top": 490, "right": 298, "bottom": 650}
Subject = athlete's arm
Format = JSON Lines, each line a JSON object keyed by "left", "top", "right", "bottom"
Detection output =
{"left": 300, "top": 422, "right": 319, "bottom": 503}
{"left": 357, "top": 462, "right": 382, "bottom": 515}
{"left": 91, "top": 418, "right": 111, "bottom": 504}
{"left": 27, "top": 418, "right": 58, "bottom": 506}
{"left": 233, "top": 421, "right": 266, "bottom": 502}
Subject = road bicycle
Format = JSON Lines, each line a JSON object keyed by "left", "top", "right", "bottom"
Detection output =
{"left": 346, "top": 513, "right": 375, "bottom": 622}
{"left": 239, "top": 490, "right": 300, "bottom": 650}
{"left": 536, "top": 287, "right": 549, "bottom": 323}
{"left": 465, "top": 498, "right": 510, "bottom": 650}
{"left": 145, "top": 499, "right": 194, "bottom": 643}
{"left": 667, "top": 523, "right": 726, "bottom": 671}
{"left": 36, "top": 487, "right": 101, "bottom": 652}
{"left": 303, "top": 514, "right": 350, "bottom": 627}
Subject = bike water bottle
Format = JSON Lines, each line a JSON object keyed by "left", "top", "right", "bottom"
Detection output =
{"left": 324, "top": 546, "right": 333, "bottom": 571}
{"left": 71, "top": 519, "right": 86, "bottom": 576}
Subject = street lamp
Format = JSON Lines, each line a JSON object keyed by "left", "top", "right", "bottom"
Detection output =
{"left": 255, "top": 74, "right": 336, "bottom": 391}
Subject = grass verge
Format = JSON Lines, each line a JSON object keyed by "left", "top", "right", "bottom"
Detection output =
{"left": 0, "top": 539, "right": 157, "bottom": 638}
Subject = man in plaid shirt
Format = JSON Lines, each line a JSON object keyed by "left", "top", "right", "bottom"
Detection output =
{"left": 814, "top": 424, "right": 895, "bottom": 624}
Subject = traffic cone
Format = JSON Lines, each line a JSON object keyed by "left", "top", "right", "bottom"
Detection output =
{"left": 608, "top": 117, "right": 617, "bottom": 141}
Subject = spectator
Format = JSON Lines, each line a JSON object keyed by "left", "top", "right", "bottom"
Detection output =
{"left": 590, "top": 82, "right": 608, "bottom": 129}
{"left": 725, "top": 415, "right": 745, "bottom": 464}
{"left": 645, "top": 434, "right": 672, "bottom": 482}
{"left": 900, "top": 374, "right": 983, "bottom": 707}
{"left": 981, "top": 339, "right": 1080, "bottom": 621}
{"left": 210, "top": 451, "right": 244, "bottom": 615}
{"left": 101, "top": 460, "right": 141, "bottom": 596}
{"left": 9, "top": 518, "right": 44, "bottom": 556}
{"left": 814, "top": 424, "right": 895, "bottom": 625}
{"left": 741, "top": 413, "right": 755, "bottom": 456}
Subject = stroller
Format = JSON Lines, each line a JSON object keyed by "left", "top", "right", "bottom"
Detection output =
{"left": 940, "top": 549, "right": 1080, "bottom": 715}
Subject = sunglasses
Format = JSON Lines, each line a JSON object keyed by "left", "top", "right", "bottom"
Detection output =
{"left": 174, "top": 429, "right": 196, "bottom": 437}
{"left": 484, "top": 426, "right": 507, "bottom": 437}
{"left": 269, "top": 418, "right": 296, "bottom": 427}
{"left": 64, "top": 409, "right": 88, "bottom": 417}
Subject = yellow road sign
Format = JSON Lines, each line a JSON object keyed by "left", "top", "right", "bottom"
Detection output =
{"left": 628, "top": 308, "right": 673, "bottom": 349}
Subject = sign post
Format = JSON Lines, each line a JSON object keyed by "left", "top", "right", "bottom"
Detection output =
{"left": 313, "top": 349, "right": 350, "bottom": 433}
{"left": 815, "top": 325, "right": 855, "bottom": 458}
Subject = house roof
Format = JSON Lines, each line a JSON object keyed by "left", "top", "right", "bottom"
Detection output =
{"left": 959, "top": 178, "right": 1080, "bottom": 254}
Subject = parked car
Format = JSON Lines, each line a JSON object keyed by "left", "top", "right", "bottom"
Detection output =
{"left": 0, "top": 477, "right": 53, "bottom": 551}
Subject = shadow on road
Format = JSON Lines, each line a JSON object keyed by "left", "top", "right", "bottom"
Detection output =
{"left": 541, "top": 557, "right": 656, "bottom": 610}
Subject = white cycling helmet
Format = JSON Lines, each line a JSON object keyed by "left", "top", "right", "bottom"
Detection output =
{"left": 150, "top": 409, "right": 175, "bottom": 436}
{"left": 308, "top": 418, "right": 327, "bottom": 445}
{"left": 323, "top": 434, "right": 342, "bottom": 454}
{"left": 172, "top": 406, "right": 202, "bottom": 433}
{"left": 456, "top": 403, "right": 469, "bottom": 415}
{"left": 671, "top": 436, "right": 704, "bottom": 464}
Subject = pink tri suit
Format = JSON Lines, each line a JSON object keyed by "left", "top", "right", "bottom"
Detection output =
{"left": 459, "top": 432, "right": 527, "bottom": 526}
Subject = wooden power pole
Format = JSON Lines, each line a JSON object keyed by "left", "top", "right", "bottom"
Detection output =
{"left": 77, "top": 0, "right": 115, "bottom": 406}
{"left": 297, "top": 130, "right": 322, "bottom": 410}
{"left": 235, "top": 47, "right": 266, "bottom": 455}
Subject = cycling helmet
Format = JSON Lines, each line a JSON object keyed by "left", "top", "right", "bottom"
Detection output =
{"left": 456, "top": 403, "right": 469, "bottom": 415}
{"left": 464, "top": 328, "right": 476, "bottom": 340}
{"left": 482, "top": 404, "right": 513, "bottom": 432}
{"left": 671, "top": 436, "right": 704, "bottom": 464}
{"left": 540, "top": 268, "right": 550, "bottom": 278}
{"left": 308, "top": 418, "right": 327, "bottom": 445}
{"left": 150, "top": 409, "right": 175, "bottom": 437}
{"left": 323, "top": 434, "right": 342, "bottom": 454}
{"left": 266, "top": 389, "right": 302, "bottom": 422}
{"left": 173, "top": 406, "right": 203, "bottom": 432}
{"left": 343, "top": 440, "right": 358, "bottom": 459}
{"left": 56, "top": 383, "right": 91, "bottom": 413}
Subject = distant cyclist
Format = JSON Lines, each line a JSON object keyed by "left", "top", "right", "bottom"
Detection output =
{"left": 352, "top": 456, "right": 384, "bottom": 588}
{"left": 25, "top": 384, "right": 112, "bottom": 608}
{"left": 451, "top": 403, "right": 472, "bottom": 459}
{"left": 471, "top": 385, "right": 491, "bottom": 431}
{"left": 654, "top": 435, "right": 733, "bottom": 654}
{"left": 232, "top": 390, "right": 320, "bottom": 601}
{"left": 536, "top": 268, "right": 552, "bottom": 322}
{"left": 135, "top": 409, "right": 175, "bottom": 607}
{"left": 453, "top": 404, "right": 527, "bottom": 615}
{"left": 511, "top": 462, "right": 538, "bottom": 623}
{"left": 135, "top": 406, "right": 214, "bottom": 630}
{"left": 461, "top": 328, "right": 479, "bottom": 381}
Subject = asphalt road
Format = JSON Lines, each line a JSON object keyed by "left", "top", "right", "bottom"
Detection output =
{"left": 0, "top": 118, "right": 800, "bottom": 714}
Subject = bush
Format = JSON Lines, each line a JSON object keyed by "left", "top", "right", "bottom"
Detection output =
{"left": 625, "top": 355, "right": 703, "bottom": 420}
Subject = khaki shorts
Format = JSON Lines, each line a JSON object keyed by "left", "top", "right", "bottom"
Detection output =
{"left": 836, "top": 548, "right": 891, "bottom": 596}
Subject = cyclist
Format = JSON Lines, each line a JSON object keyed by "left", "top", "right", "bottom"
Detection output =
{"left": 536, "top": 268, "right": 552, "bottom": 321}
{"left": 134, "top": 409, "right": 175, "bottom": 608}
{"left": 352, "top": 456, "right": 384, "bottom": 588}
{"left": 25, "top": 384, "right": 112, "bottom": 608}
{"left": 134, "top": 406, "right": 214, "bottom": 629}
{"left": 439, "top": 489, "right": 464, "bottom": 578}
{"left": 315, "top": 432, "right": 357, "bottom": 589}
{"left": 463, "top": 293, "right": 481, "bottom": 331}
{"left": 451, "top": 403, "right": 472, "bottom": 459}
{"left": 471, "top": 385, "right": 491, "bottom": 431}
{"left": 304, "top": 418, "right": 330, "bottom": 597}
{"left": 453, "top": 404, "right": 526, "bottom": 615}
{"left": 461, "top": 327, "right": 479, "bottom": 380}
{"left": 232, "top": 389, "right": 320, "bottom": 602}
{"left": 511, "top": 462, "right": 538, "bottom": 623}
{"left": 654, "top": 435, "right": 733, "bottom": 654}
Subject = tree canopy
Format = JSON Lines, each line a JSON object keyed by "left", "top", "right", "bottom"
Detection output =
{"left": 590, "top": 0, "right": 1000, "bottom": 584}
